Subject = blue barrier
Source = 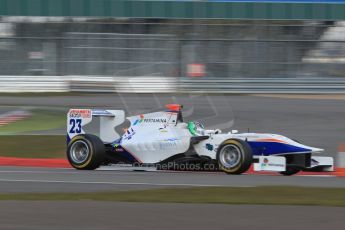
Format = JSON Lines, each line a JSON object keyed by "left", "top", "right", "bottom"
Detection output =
{"left": 207, "top": 0, "right": 345, "bottom": 3}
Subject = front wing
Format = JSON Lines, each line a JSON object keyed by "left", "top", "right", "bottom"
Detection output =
{"left": 254, "top": 155, "right": 334, "bottom": 172}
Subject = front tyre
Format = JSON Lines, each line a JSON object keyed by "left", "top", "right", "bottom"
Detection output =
{"left": 67, "top": 134, "right": 105, "bottom": 170}
{"left": 217, "top": 139, "right": 252, "bottom": 175}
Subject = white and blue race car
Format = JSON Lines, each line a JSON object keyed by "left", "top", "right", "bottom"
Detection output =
{"left": 66, "top": 104, "right": 334, "bottom": 175}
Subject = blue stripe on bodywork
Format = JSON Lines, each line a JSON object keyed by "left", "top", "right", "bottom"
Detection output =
{"left": 247, "top": 141, "right": 311, "bottom": 156}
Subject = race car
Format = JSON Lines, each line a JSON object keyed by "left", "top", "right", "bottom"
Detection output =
{"left": 66, "top": 104, "right": 334, "bottom": 175}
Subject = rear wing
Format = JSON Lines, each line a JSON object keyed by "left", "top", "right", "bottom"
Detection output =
{"left": 67, "top": 109, "right": 125, "bottom": 144}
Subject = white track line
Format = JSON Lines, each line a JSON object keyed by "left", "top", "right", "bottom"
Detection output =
{"left": 0, "top": 170, "right": 337, "bottom": 177}
{"left": 0, "top": 170, "right": 152, "bottom": 175}
{"left": 0, "top": 167, "right": 338, "bottom": 177}
{"left": 297, "top": 175, "right": 336, "bottom": 177}
{"left": 0, "top": 179, "right": 254, "bottom": 188}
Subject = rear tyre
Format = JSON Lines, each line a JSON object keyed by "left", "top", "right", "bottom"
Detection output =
{"left": 279, "top": 167, "right": 300, "bottom": 176}
{"left": 67, "top": 134, "right": 105, "bottom": 170}
{"left": 217, "top": 139, "right": 252, "bottom": 175}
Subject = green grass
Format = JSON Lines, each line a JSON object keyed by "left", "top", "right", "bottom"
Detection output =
{"left": 0, "top": 135, "right": 65, "bottom": 158}
{"left": 0, "top": 186, "right": 345, "bottom": 206}
{"left": 0, "top": 110, "right": 65, "bottom": 134}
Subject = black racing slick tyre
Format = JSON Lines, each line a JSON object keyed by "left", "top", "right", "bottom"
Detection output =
{"left": 67, "top": 134, "right": 105, "bottom": 170}
{"left": 216, "top": 139, "right": 253, "bottom": 175}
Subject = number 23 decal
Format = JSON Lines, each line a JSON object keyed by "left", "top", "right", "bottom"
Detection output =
{"left": 69, "top": 119, "right": 82, "bottom": 134}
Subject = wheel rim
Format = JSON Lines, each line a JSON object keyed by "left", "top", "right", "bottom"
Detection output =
{"left": 219, "top": 144, "right": 242, "bottom": 168}
{"left": 70, "top": 140, "right": 89, "bottom": 164}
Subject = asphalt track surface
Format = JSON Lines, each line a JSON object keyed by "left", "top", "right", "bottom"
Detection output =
{"left": 0, "top": 201, "right": 344, "bottom": 230}
{"left": 1, "top": 93, "right": 345, "bottom": 229}
{"left": 1, "top": 93, "right": 344, "bottom": 155}
{"left": 0, "top": 166, "right": 344, "bottom": 193}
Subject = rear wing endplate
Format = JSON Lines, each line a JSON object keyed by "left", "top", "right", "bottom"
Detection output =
{"left": 67, "top": 109, "right": 125, "bottom": 144}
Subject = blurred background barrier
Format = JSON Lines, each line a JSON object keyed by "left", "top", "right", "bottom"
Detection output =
{"left": 59, "top": 76, "right": 345, "bottom": 94}
{"left": 2, "top": 19, "right": 345, "bottom": 79}
{"left": 1, "top": 1, "right": 345, "bottom": 94}
{"left": 3, "top": 76, "right": 345, "bottom": 93}
{"left": 0, "top": 75, "right": 67, "bottom": 93}
{"left": 178, "top": 77, "right": 345, "bottom": 94}
{"left": 69, "top": 76, "right": 178, "bottom": 93}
